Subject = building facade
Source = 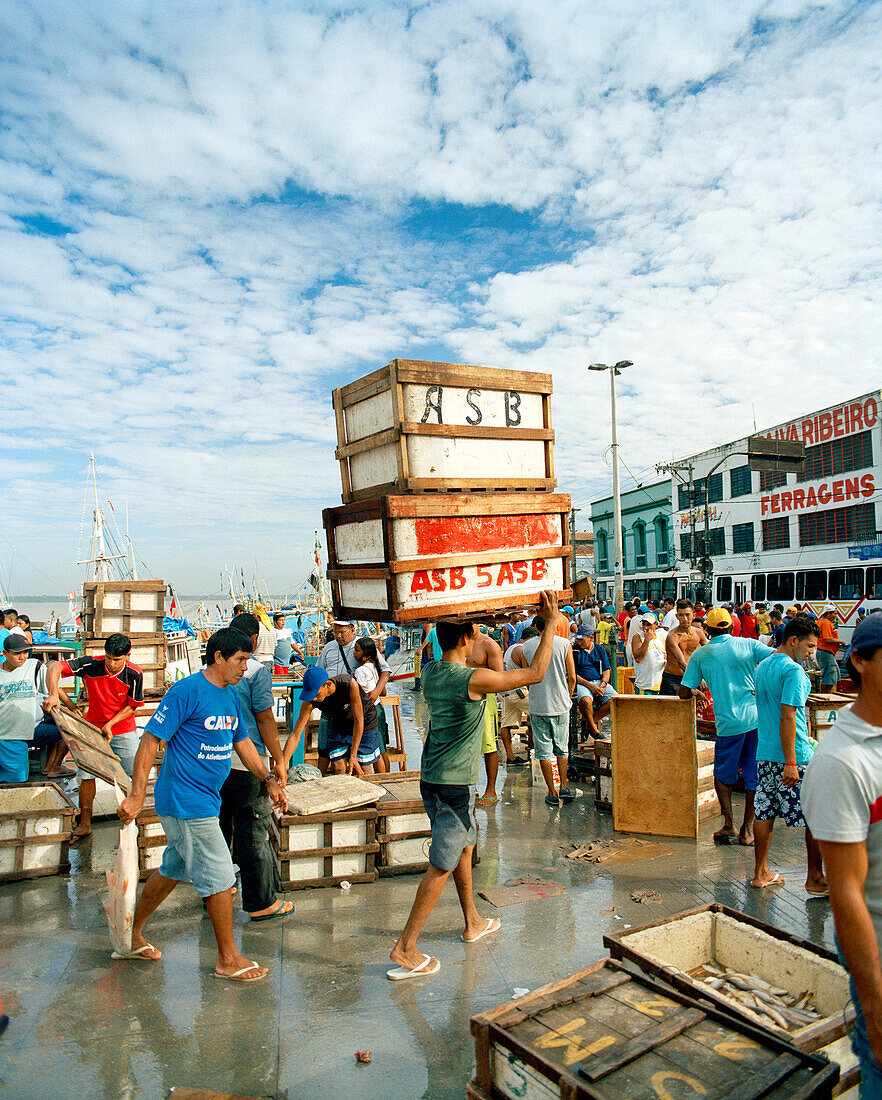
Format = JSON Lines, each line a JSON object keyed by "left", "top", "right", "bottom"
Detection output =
{"left": 666, "top": 390, "right": 881, "bottom": 628}
{"left": 590, "top": 482, "right": 676, "bottom": 605}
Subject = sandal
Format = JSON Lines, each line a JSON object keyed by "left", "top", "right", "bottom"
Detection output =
{"left": 475, "top": 795, "right": 499, "bottom": 807}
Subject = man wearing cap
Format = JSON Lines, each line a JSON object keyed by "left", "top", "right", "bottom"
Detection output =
{"left": 0, "top": 634, "right": 62, "bottom": 782}
{"left": 738, "top": 603, "right": 759, "bottom": 640}
{"left": 816, "top": 604, "right": 843, "bottom": 691}
{"left": 314, "top": 620, "right": 390, "bottom": 772}
{"left": 802, "top": 613, "right": 882, "bottom": 1091}
{"left": 283, "top": 664, "right": 385, "bottom": 776}
{"left": 557, "top": 605, "right": 576, "bottom": 639}
{"left": 572, "top": 626, "right": 616, "bottom": 739}
{"left": 679, "top": 608, "right": 775, "bottom": 845}
{"left": 631, "top": 613, "right": 667, "bottom": 695}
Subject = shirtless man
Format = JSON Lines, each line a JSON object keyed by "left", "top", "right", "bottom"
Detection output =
{"left": 661, "top": 600, "right": 705, "bottom": 696}
{"left": 469, "top": 628, "right": 505, "bottom": 807}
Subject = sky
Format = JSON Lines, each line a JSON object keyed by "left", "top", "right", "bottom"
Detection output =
{"left": 1, "top": 0, "right": 881, "bottom": 597}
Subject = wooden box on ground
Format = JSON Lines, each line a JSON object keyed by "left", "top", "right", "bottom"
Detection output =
{"left": 611, "top": 697, "right": 718, "bottom": 839}
{"left": 325, "top": 493, "right": 572, "bottom": 624}
{"left": 0, "top": 783, "right": 76, "bottom": 882}
{"left": 270, "top": 807, "right": 378, "bottom": 889}
{"left": 136, "top": 792, "right": 165, "bottom": 881}
{"left": 615, "top": 666, "right": 635, "bottom": 694}
{"left": 604, "top": 904, "right": 857, "bottom": 1089}
{"left": 83, "top": 634, "right": 167, "bottom": 695}
{"left": 469, "top": 956, "right": 838, "bottom": 1100}
{"left": 83, "top": 580, "right": 167, "bottom": 636}
{"left": 593, "top": 740, "right": 612, "bottom": 811}
{"left": 807, "top": 692, "right": 855, "bottom": 741}
{"left": 333, "top": 359, "right": 556, "bottom": 502}
{"left": 365, "top": 771, "right": 430, "bottom": 874}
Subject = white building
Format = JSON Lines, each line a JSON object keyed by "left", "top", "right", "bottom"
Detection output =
{"left": 667, "top": 390, "right": 881, "bottom": 629}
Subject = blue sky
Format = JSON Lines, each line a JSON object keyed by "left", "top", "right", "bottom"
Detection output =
{"left": 1, "top": 0, "right": 881, "bottom": 596}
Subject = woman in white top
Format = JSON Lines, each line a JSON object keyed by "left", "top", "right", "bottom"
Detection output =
{"left": 630, "top": 613, "right": 667, "bottom": 694}
{"left": 354, "top": 637, "right": 389, "bottom": 769}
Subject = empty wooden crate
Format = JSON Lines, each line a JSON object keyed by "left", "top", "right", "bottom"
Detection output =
{"left": 611, "top": 696, "right": 719, "bottom": 839}
{"left": 365, "top": 771, "right": 431, "bottom": 874}
{"left": 83, "top": 580, "right": 167, "bottom": 636}
{"left": 270, "top": 807, "right": 378, "bottom": 889}
{"left": 325, "top": 492, "right": 572, "bottom": 623}
{"left": 333, "top": 359, "right": 556, "bottom": 502}
{"left": 0, "top": 783, "right": 76, "bottom": 882}
{"left": 469, "top": 956, "right": 838, "bottom": 1099}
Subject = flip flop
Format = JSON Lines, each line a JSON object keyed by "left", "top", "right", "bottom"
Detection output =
{"left": 111, "top": 943, "right": 161, "bottom": 961}
{"left": 544, "top": 794, "right": 560, "bottom": 807}
{"left": 249, "top": 901, "right": 294, "bottom": 921}
{"left": 213, "top": 961, "right": 267, "bottom": 982}
{"left": 750, "top": 873, "right": 786, "bottom": 889}
{"left": 386, "top": 953, "right": 440, "bottom": 981}
{"left": 713, "top": 831, "right": 738, "bottom": 845}
{"left": 806, "top": 888, "right": 830, "bottom": 898}
{"left": 475, "top": 796, "right": 499, "bottom": 807}
{"left": 43, "top": 769, "right": 75, "bottom": 778}
{"left": 558, "top": 788, "right": 576, "bottom": 802}
{"left": 462, "top": 917, "right": 501, "bottom": 944}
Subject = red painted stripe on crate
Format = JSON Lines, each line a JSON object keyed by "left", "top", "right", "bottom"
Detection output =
{"left": 414, "top": 514, "right": 559, "bottom": 556}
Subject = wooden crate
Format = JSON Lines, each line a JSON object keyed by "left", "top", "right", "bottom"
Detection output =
{"left": 469, "top": 956, "right": 839, "bottom": 1099}
{"left": 615, "top": 666, "right": 635, "bottom": 694}
{"left": 365, "top": 771, "right": 430, "bottom": 874}
{"left": 0, "top": 783, "right": 76, "bottom": 882}
{"left": 325, "top": 492, "right": 572, "bottom": 624}
{"left": 611, "top": 697, "right": 719, "bottom": 839}
{"left": 333, "top": 359, "right": 556, "bottom": 502}
{"left": 83, "top": 580, "right": 167, "bottom": 636}
{"left": 136, "top": 796, "right": 166, "bottom": 881}
{"left": 604, "top": 904, "right": 857, "bottom": 1082}
{"left": 807, "top": 692, "right": 855, "bottom": 741}
{"left": 270, "top": 807, "right": 378, "bottom": 889}
{"left": 83, "top": 634, "right": 167, "bottom": 695}
{"left": 593, "top": 740, "right": 612, "bottom": 811}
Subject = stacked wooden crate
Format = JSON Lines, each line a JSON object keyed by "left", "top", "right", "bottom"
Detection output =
{"left": 325, "top": 359, "right": 572, "bottom": 623}
{"left": 0, "top": 783, "right": 77, "bottom": 882}
{"left": 82, "top": 580, "right": 168, "bottom": 697}
{"left": 270, "top": 806, "right": 379, "bottom": 890}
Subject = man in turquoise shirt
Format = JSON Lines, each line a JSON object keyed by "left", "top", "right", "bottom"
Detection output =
{"left": 680, "top": 607, "right": 774, "bottom": 845}
{"left": 750, "top": 616, "right": 828, "bottom": 894}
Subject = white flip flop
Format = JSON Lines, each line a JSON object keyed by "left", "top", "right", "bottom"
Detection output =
{"left": 111, "top": 943, "right": 161, "bottom": 961}
{"left": 386, "top": 953, "right": 440, "bottom": 981}
{"left": 213, "top": 960, "right": 267, "bottom": 982}
{"left": 462, "top": 917, "right": 502, "bottom": 944}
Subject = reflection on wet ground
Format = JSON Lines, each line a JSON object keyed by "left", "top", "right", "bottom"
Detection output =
{"left": 0, "top": 691, "right": 834, "bottom": 1098}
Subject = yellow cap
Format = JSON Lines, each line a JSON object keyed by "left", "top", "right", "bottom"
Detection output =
{"left": 706, "top": 608, "right": 733, "bottom": 628}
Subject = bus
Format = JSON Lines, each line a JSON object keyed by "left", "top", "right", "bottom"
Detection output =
{"left": 594, "top": 572, "right": 694, "bottom": 607}
{"left": 715, "top": 562, "right": 882, "bottom": 641}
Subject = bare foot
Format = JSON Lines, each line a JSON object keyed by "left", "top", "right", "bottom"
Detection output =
{"left": 713, "top": 827, "right": 737, "bottom": 844}
{"left": 215, "top": 953, "right": 268, "bottom": 980}
{"left": 71, "top": 822, "right": 92, "bottom": 842}
{"left": 738, "top": 830, "right": 754, "bottom": 846}
{"left": 806, "top": 877, "right": 829, "bottom": 895}
{"left": 750, "top": 872, "right": 786, "bottom": 888}
{"left": 389, "top": 942, "right": 437, "bottom": 972}
{"left": 129, "top": 932, "right": 162, "bottom": 961}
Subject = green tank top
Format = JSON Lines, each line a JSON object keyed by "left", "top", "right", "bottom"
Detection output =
{"left": 420, "top": 661, "right": 486, "bottom": 786}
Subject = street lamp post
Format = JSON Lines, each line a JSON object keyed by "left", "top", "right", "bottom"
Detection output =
{"left": 589, "top": 360, "right": 632, "bottom": 613}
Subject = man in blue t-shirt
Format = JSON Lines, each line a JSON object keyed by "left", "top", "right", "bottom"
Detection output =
{"left": 572, "top": 627, "right": 616, "bottom": 740}
{"left": 750, "top": 616, "right": 827, "bottom": 894}
{"left": 680, "top": 608, "right": 774, "bottom": 845}
{"left": 118, "top": 628, "right": 287, "bottom": 982}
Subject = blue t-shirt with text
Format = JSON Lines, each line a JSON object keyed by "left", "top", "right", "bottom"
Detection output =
{"left": 755, "top": 651, "right": 813, "bottom": 765}
{"left": 148, "top": 671, "right": 248, "bottom": 819}
{"left": 681, "top": 635, "right": 774, "bottom": 738}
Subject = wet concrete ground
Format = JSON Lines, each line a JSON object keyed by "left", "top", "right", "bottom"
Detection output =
{"left": 0, "top": 693, "right": 837, "bottom": 1099}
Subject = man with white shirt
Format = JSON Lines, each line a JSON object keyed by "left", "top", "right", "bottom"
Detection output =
{"left": 0, "top": 634, "right": 50, "bottom": 782}
{"left": 661, "top": 597, "right": 678, "bottom": 632}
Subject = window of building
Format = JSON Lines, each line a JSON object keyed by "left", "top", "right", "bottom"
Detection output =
{"left": 595, "top": 530, "right": 608, "bottom": 572}
{"left": 759, "top": 470, "right": 788, "bottom": 491}
{"left": 829, "top": 568, "right": 864, "bottom": 600}
{"left": 717, "top": 577, "right": 732, "bottom": 602}
{"left": 676, "top": 472, "right": 723, "bottom": 510}
{"left": 730, "top": 466, "right": 752, "bottom": 498}
{"left": 796, "top": 570, "right": 828, "bottom": 600}
{"left": 799, "top": 503, "right": 876, "bottom": 547}
{"left": 752, "top": 575, "right": 766, "bottom": 601}
{"left": 766, "top": 572, "right": 795, "bottom": 601}
{"left": 732, "top": 522, "right": 755, "bottom": 554}
{"left": 655, "top": 516, "right": 669, "bottom": 568}
{"left": 681, "top": 529, "right": 724, "bottom": 560}
{"left": 634, "top": 522, "right": 647, "bottom": 569}
{"left": 762, "top": 516, "right": 790, "bottom": 551}
{"left": 677, "top": 484, "right": 696, "bottom": 511}
{"left": 798, "top": 431, "right": 873, "bottom": 482}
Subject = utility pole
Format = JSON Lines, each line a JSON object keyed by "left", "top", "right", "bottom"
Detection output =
{"left": 570, "top": 507, "right": 581, "bottom": 582}
{"left": 589, "top": 361, "right": 632, "bottom": 612}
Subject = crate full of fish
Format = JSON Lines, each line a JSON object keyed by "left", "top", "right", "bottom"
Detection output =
{"left": 604, "top": 903, "right": 853, "bottom": 1054}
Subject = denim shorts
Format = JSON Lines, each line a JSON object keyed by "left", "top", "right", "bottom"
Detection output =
{"left": 420, "top": 781, "right": 476, "bottom": 872}
{"left": 157, "top": 814, "right": 237, "bottom": 898}
{"left": 714, "top": 730, "right": 758, "bottom": 791}
{"left": 837, "top": 943, "right": 882, "bottom": 1098}
{"left": 575, "top": 683, "right": 617, "bottom": 704}
{"left": 754, "top": 760, "right": 807, "bottom": 826}
{"left": 532, "top": 713, "right": 569, "bottom": 760}
{"left": 77, "top": 728, "right": 140, "bottom": 781}
{"left": 816, "top": 649, "right": 840, "bottom": 687}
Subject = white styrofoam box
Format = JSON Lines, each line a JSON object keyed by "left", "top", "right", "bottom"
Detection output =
{"left": 0, "top": 786, "right": 72, "bottom": 876}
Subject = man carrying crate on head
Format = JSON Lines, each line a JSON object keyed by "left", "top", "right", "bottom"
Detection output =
{"left": 387, "top": 591, "right": 559, "bottom": 982}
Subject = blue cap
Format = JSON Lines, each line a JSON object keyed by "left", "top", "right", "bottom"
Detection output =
{"left": 639, "top": 605, "right": 651, "bottom": 613}
{"left": 575, "top": 625, "right": 594, "bottom": 638}
{"left": 300, "top": 665, "right": 329, "bottom": 702}
{"left": 852, "top": 612, "right": 882, "bottom": 651}
{"left": 562, "top": 605, "right": 575, "bottom": 614}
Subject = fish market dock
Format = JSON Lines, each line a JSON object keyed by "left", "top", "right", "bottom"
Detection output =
{"left": 0, "top": 696, "right": 836, "bottom": 1100}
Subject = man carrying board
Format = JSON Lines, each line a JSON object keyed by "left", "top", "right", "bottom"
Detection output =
{"left": 387, "top": 591, "right": 559, "bottom": 981}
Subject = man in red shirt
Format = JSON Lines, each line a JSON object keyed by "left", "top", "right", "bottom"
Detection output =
{"left": 45, "top": 633, "right": 144, "bottom": 840}
{"left": 739, "top": 602, "right": 759, "bottom": 639}
{"left": 815, "top": 603, "right": 843, "bottom": 691}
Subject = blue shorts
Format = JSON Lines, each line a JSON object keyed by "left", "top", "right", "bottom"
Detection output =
{"left": 713, "top": 730, "right": 758, "bottom": 791}
{"left": 77, "top": 728, "right": 140, "bottom": 782}
{"left": 327, "top": 725, "right": 380, "bottom": 765}
{"left": 575, "top": 683, "right": 617, "bottom": 704}
{"left": 532, "top": 713, "right": 569, "bottom": 760}
{"left": 754, "top": 760, "right": 807, "bottom": 827}
{"left": 420, "top": 781, "right": 476, "bottom": 872}
{"left": 157, "top": 814, "right": 237, "bottom": 898}
{"left": 0, "top": 741, "right": 29, "bottom": 783}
